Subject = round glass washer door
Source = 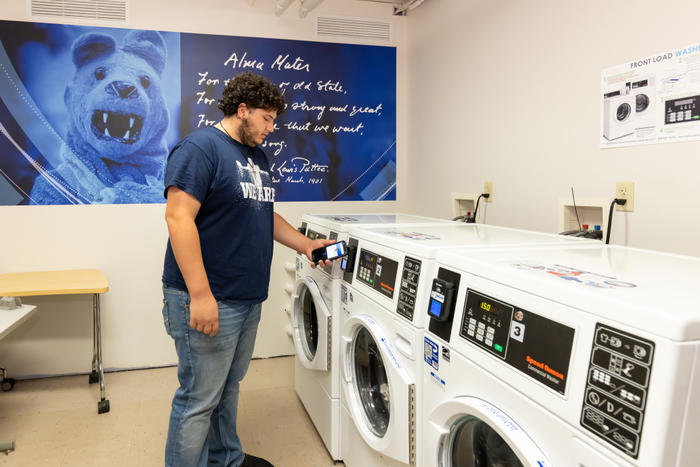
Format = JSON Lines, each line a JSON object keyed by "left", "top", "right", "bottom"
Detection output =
{"left": 352, "top": 326, "right": 390, "bottom": 437}
{"left": 431, "top": 397, "right": 549, "bottom": 467}
{"left": 298, "top": 285, "right": 318, "bottom": 360}
{"left": 294, "top": 279, "right": 320, "bottom": 362}
{"left": 445, "top": 415, "right": 523, "bottom": 466}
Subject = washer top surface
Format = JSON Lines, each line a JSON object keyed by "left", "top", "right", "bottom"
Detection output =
{"left": 302, "top": 212, "right": 452, "bottom": 231}
{"left": 349, "top": 223, "right": 593, "bottom": 258}
{"left": 439, "top": 244, "right": 700, "bottom": 340}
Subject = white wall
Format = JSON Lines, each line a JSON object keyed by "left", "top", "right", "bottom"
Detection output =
{"left": 405, "top": 0, "right": 700, "bottom": 256}
{"left": 0, "top": 0, "right": 409, "bottom": 378}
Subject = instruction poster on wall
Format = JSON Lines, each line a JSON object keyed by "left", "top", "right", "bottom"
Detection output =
{"left": 601, "top": 39, "right": 700, "bottom": 148}
{"left": 0, "top": 20, "right": 396, "bottom": 205}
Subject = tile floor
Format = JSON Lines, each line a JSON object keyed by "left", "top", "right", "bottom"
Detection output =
{"left": 0, "top": 356, "right": 341, "bottom": 467}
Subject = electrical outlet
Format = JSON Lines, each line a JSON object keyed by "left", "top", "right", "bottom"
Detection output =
{"left": 615, "top": 181, "right": 634, "bottom": 212}
{"left": 483, "top": 181, "right": 494, "bottom": 202}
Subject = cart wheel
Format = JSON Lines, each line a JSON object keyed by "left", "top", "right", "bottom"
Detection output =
{"left": 1, "top": 378, "right": 15, "bottom": 392}
{"left": 89, "top": 371, "right": 99, "bottom": 384}
{"left": 98, "top": 399, "right": 110, "bottom": 414}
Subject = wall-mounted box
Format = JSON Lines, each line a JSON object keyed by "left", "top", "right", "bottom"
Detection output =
{"left": 452, "top": 192, "right": 479, "bottom": 222}
{"left": 557, "top": 197, "right": 612, "bottom": 239}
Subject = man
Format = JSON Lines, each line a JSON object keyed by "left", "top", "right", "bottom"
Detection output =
{"left": 161, "top": 72, "right": 333, "bottom": 467}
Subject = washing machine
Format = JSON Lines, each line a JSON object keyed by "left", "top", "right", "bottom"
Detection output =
{"left": 603, "top": 93, "right": 636, "bottom": 140}
{"left": 291, "top": 213, "right": 453, "bottom": 460}
{"left": 338, "top": 224, "right": 595, "bottom": 467}
{"left": 630, "top": 76, "right": 656, "bottom": 130}
{"left": 422, "top": 244, "right": 700, "bottom": 466}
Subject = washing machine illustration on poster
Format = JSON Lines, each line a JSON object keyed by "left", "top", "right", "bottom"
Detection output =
{"left": 603, "top": 93, "right": 636, "bottom": 141}
{"left": 629, "top": 76, "right": 656, "bottom": 130}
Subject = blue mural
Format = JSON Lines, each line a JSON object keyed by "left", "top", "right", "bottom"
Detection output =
{"left": 0, "top": 21, "right": 181, "bottom": 204}
{"left": 0, "top": 20, "right": 396, "bottom": 204}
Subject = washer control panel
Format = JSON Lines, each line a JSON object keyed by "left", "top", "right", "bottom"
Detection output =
{"left": 580, "top": 323, "right": 655, "bottom": 459}
{"left": 356, "top": 249, "right": 398, "bottom": 299}
{"left": 396, "top": 257, "right": 421, "bottom": 321}
{"left": 459, "top": 289, "right": 574, "bottom": 395}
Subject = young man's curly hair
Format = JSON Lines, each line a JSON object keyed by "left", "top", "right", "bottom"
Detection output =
{"left": 218, "top": 72, "right": 286, "bottom": 117}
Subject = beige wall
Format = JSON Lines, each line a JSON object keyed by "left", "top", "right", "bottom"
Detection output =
{"left": 405, "top": 0, "right": 700, "bottom": 256}
{"left": 0, "top": 0, "right": 408, "bottom": 377}
{"left": 5, "top": 0, "right": 699, "bottom": 378}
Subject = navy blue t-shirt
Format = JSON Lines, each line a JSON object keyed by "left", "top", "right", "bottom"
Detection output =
{"left": 162, "top": 126, "right": 275, "bottom": 303}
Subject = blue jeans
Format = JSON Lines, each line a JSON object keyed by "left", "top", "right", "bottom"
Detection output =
{"left": 162, "top": 286, "right": 262, "bottom": 467}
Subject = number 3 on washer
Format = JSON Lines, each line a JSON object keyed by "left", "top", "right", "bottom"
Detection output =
{"left": 510, "top": 321, "right": 525, "bottom": 342}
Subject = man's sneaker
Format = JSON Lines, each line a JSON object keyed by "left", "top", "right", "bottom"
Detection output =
{"left": 241, "top": 453, "right": 274, "bottom": 467}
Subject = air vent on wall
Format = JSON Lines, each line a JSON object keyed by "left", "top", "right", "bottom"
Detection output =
{"left": 30, "top": 0, "right": 127, "bottom": 22}
{"left": 316, "top": 16, "right": 391, "bottom": 42}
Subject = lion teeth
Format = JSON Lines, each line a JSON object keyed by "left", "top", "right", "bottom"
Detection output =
{"left": 103, "top": 113, "right": 108, "bottom": 124}
{"left": 104, "top": 127, "right": 110, "bottom": 137}
{"left": 129, "top": 117, "right": 134, "bottom": 128}
{"left": 124, "top": 130, "right": 130, "bottom": 140}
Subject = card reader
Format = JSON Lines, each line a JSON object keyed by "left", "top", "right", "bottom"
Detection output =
{"left": 428, "top": 278, "right": 455, "bottom": 322}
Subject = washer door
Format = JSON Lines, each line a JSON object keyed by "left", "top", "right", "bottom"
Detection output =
{"left": 427, "top": 397, "right": 550, "bottom": 467}
{"left": 292, "top": 276, "right": 330, "bottom": 371}
{"left": 341, "top": 313, "right": 413, "bottom": 464}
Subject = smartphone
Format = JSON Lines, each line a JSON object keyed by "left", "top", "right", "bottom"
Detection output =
{"left": 311, "top": 240, "right": 348, "bottom": 263}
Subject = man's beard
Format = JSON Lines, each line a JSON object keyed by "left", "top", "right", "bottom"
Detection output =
{"left": 238, "top": 117, "right": 258, "bottom": 147}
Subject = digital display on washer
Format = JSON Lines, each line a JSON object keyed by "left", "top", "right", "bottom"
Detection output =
{"left": 460, "top": 289, "right": 575, "bottom": 395}
{"left": 479, "top": 299, "right": 504, "bottom": 316}
{"left": 461, "top": 290, "right": 514, "bottom": 358}
{"left": 356, "top": 249, "right": 398, "bottom": 299}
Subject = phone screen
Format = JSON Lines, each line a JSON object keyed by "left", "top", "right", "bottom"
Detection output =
{"left": 312, "top": 241, "right": 347, "bottom": 262}
{"left": 325, "top": 242, "right": 346, "bottom": 259}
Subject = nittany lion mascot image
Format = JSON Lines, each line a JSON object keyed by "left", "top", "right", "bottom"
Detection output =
{"left": 31, "top": 30, "right": 169, "bottom": 204}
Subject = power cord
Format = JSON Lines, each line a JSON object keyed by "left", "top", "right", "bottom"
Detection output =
{"left": 465, "top": 193, "right": 490, "bottom": 223}
{"left": 571, "top": 187, "right": 582, "bottom": 231}
{"left": 605, "top": 198, "right": 627, "bottom": 244}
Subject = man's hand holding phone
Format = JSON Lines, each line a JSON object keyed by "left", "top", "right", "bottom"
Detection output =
{"left": 306, "top": 239, "right": 348, "bottom": 269}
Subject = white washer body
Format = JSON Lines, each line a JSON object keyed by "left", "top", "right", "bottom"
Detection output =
{"left": 292, "top": 256, "right": 341, "bottom": 459}
{"left": 341, "top": 286, "right": 416, "bottom": 467}
{"left": 604, "top": 93, "right": 637, "bottom": 140}
{"left": 340, "top": 224, "right": 594, "bottom": 467}
{"left": 422, "top": 244, "right": 700, "bottom": 466}
{"left": 292, "top": 213, "right": 452, "bottom": 460}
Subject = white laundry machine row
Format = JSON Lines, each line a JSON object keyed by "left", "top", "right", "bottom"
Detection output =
{"left": 337, "top": 223, "right": 594, "bottom": 467}
{"left": 291, "top": 213, "right": 453, "bottom": 461}
{"left": 422, "top": 244, "right": 700, "bottom": 466}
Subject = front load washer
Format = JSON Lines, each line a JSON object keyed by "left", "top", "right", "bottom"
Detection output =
{"left": 422, "top": 244, "right": 700, "bottom": 466}
{"left": 340, "top": 282, "right": 416, "bottom": 467}
{"left": 291, "top": 256, "right": 338, "bottom": 457}
{"left": 603, "top": 93, "right": 636, "bottom": 140}
{"left": 292, "top": 213, "right": 452, "bottom": 460}
{"left": 339, "top": 224, "right": 594, "bottom": 467}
